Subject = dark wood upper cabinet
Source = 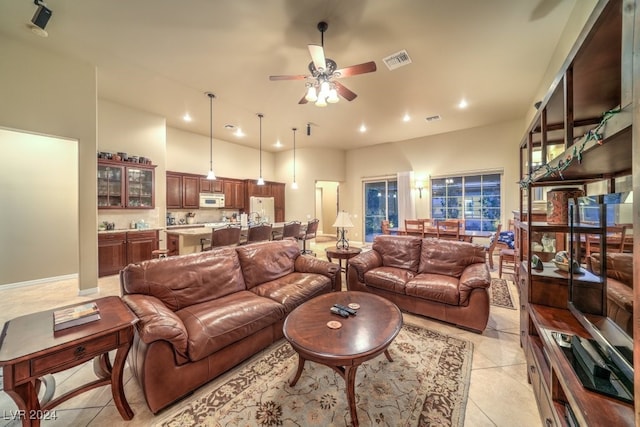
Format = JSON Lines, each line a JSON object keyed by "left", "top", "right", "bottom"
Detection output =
{"left": 98, "top": 159, "right": 156, "bottom": 209}
{"left": 166, "top": 172, "right": 182, "bottom": 209}
{"left": 182, "top": 175, "right": 200, "bottom": 209}
{"left": 200, "top": 178, "right": 224, "bottom": 193}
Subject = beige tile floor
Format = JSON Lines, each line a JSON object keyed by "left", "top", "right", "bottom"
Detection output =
{"left": 0, "top": 241, "right": 540, "bottom": 426}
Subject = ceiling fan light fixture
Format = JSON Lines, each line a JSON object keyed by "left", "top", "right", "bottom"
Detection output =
{"left": 305, "top": 86, "right": 318, "bottom": 102}
{"left": 315, "top": 97, "right": 328, "bottom": 107}
{"left": 327, "top": 88, "right": 339, "bottom": 104}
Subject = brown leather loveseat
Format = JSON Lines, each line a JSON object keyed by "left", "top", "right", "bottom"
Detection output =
{"left": 120, "top": 239, "right": 340, "bottom": 413}
{"left": 586, "top": 252, "right": 634, "bottom": 335}
{"left": 347, "top": 235, "right": 491, "bottom": 332}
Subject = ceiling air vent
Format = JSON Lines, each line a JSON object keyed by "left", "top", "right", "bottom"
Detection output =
{"left": 383, "top": 50, "right": 412, "bottom": 70}
{"left": 425, "top": 115, "right": 442, "bottom": 122}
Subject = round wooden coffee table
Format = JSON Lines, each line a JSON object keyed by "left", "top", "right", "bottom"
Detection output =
{"left": 283, "top": 291, "right": 402, "bottom": 427}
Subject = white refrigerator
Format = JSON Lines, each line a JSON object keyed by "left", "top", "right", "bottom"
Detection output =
{"left": 249, "top": 196, "right": 275, "bottom": 223}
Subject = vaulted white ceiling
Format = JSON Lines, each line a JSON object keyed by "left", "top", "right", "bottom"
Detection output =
{"left": 0, "top": 0, "right": 579, "bottom": 151}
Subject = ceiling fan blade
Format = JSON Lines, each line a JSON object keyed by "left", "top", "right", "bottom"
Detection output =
{"left": 269, "top": 74, "right": 308, "bottom": 81}
{"left": 308, "top": 44, "right": 327, "bottom": 72}
{"left": 334, "top": 81, "right": 357, "bottom": 101}
{"left": 334, "top": 61, "right": 377, "bottom": 78}
{"left": 298, "top": 95, "right": 308, "bottom": 105}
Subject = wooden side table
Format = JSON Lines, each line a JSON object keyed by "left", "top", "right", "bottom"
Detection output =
{"left": 325, "top": 247, "right": 362, "bottom": 274}
{"left": 0, "top": 296, "right": 138, "bottom": 426}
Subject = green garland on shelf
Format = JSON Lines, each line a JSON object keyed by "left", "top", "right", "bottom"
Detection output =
{"left": 519, "top": 107, "right": 621, "bottom": 188}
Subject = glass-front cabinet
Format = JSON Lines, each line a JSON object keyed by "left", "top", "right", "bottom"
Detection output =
{"left": 98, "top": 159, "right": 156, "bottom": 209}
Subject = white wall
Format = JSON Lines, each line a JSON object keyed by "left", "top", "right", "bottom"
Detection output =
{"left": 97, "top": 99, "right": 167, "bottom": 230}
{"left": 275, "top": 147, "right": 345, "bottom": 223}
{"left": 343, "top": 119, "right": 523, "bottom": 241}
{"left": 0, "top": 130, "right": 78, "bottom": 285}
{"left": 0, "top": 34, "right": 97, "bottom": 291}
{"left": 166, "top": 127, "right": 274, "bottom": 180}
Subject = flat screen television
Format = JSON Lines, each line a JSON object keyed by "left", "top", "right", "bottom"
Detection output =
{"left": 566, "top": 192, "right": 633, "bottom": 402}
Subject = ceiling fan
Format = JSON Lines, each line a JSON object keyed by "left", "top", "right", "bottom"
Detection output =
{"left": 269, "top": 21, "right": 377, "bottom": 106}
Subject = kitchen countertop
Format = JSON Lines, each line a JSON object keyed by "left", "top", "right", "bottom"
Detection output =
{"left": 165, "top": 222, "right": 288, "bottom": 236}
{"left": 98, "top": 227, "right": 163, "bottom": 234}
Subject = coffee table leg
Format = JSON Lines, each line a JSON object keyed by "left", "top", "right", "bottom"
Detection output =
{"left": 384, "top": 349, "right": 394, "bottom": 362}
{"left": 345, "top": 365, "right": 359, "bottom": 427}
{"left": 289, "top": 354, "right": 306, "bottom": 386}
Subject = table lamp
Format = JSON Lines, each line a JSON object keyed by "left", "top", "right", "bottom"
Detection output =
{"left": 333, "top": 211, "right": 354, "bottom": 249}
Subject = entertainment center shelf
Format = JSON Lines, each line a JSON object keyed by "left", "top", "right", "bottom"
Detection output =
{"left": 516, "top": 0, "right": 637, "bottom": 424}
{"left": 528, "top": 305, "right": 633, "bottom": 426}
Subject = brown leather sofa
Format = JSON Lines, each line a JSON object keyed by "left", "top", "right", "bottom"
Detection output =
{"left": 586, "top": 252, "right": 634, "bottom": 335}
{"left": 347, "top": 235, "right": 491, "bottom": 332}
{"left": 120, "top": 239, "right": 340, "bottom": 413}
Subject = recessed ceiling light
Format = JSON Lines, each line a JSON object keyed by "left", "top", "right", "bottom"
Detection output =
{"left": 458, "top": 99, "right": 468, "bottom": 109}
{"left": 182, "top": 113, "right": 192, "bottom": 122}
{"left": 234, "top": 128, "right": 245, "bottom": 137}
{"left": 359, "top": 124, "right": 367, "bottom": 133}
{"left": 402, "top": 114, "right": 411, "bottom": 122}
{"left": 274, "top": 140, "right": 283, "bottom": 148}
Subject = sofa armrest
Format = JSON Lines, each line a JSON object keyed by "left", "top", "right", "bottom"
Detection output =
{"left": 348, "top": 250, "right": 383, "bottom": 283}
{"left": 122, "top": 294, "right": 189, "bottom": 360}
{"left": 295, "top": 256, "right": 342, "bottom": 292}
{"left": 458, "top": 263, "right": 491, "bottom": 305}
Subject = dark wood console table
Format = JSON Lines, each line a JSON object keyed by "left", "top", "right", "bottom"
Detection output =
{"left": 0, "top": 296, "right": 138, "bottom": 426}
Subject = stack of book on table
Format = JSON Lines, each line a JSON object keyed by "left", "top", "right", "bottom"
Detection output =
{"left": 53, "top": 302, "right": 101, "bottom": 332}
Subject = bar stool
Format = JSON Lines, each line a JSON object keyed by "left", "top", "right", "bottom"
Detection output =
{"left": 152, "top": 249, "right": 169, "bottom": 259}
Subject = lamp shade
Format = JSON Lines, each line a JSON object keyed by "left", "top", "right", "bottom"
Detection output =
{"left": 332, "top": 211, "right": 354, "bottom": 228}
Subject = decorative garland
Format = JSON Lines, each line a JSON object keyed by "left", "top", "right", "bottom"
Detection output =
{"left": 519, "top": 107, "right": 622, "bottom": 188}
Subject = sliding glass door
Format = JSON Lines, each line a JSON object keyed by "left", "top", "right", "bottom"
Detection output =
{"left": 364, "top": 179, "right": 397, "bottom": 242}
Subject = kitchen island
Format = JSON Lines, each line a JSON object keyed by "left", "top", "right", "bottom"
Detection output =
{"left": 165, "top": 222, "right": 292, "bottom": 255}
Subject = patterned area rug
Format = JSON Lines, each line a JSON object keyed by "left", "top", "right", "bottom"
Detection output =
{"left": 156, "top": 324, "right": 473, "bottom": 427}
{"left": 490, "top": 277, "right": 516, "bottom": 310}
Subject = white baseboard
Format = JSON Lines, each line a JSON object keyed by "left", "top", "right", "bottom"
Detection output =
{"left": 0, "top": 273, "right": 79, "bottom": 290}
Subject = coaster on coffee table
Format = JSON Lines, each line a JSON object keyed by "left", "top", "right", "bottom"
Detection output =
{"left": 326, "top": 321, "right": 342, "bottom": 329}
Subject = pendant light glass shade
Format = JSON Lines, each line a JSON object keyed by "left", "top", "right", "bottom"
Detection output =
{"left": 257, "top": 113, "right": 264, "bottom": 185}
{"left": 206, "top": 92, "right": 216, "bottom": 180}
{"left": 291, "top": 127, "right": 298, "bottom": 189}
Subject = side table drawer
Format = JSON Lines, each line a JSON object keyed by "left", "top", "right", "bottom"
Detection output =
{"left": 31, "top": 333, "right": 118, "bottom": 377}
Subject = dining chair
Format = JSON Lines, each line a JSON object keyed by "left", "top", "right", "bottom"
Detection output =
{"left": 498, "top": 226, "right": 518, "bottom": 278}
{"left": 404, "top": 219, "right": 424, "bottom": 237}
{"left": 272, "top": 221, "right": 302, "bottom": 241}
{"left": 420, "top": 218, "right": 438, "bottom": 237}
{"left": 585, "top": 225, "right": 627, "bottom": 256}
{"left": 483, "top": 223, "right": 502, "bottom": 270}
{"left": 245, "top": 223, "right": 273, "bottom": 244}
{"left": 201, "top": 225, "right": 242, "bottom": 250}
{"left": 299, "top": 218, "right": 319, "bottom": 254}
{"left": 437, "top": 219, "right": 461, "bottom": 240}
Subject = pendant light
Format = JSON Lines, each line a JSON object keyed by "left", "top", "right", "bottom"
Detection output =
{"left": 205, "top": 92, "right": 216, "bottom": 180}
{"left": 257, "top": 113, "right": 265, "bottom": 185}
{"left": 291, "top": 127, "right": 298, "bottom": 189}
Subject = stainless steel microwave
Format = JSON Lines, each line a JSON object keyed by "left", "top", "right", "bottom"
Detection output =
{"left": 199, "top": 193, "right": 225, "bottom": 208}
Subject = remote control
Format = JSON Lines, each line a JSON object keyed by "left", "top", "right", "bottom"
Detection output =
{"left": 330, "top": 306, "right": 349, "bottom": 318}
{"left": 333, "top": 304, "right": 357, "bottom": 315}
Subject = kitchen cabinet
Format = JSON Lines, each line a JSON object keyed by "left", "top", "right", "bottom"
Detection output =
{"left": 167, "top": 233, "right": 179, "bottom": 257}
{"left": 98, "top": 232, "right": 127, "bottom": 277}
{"left": 272, "top": 183, "right": 285, "bottom": 222}
{"left": 200, "top": 178, "right": 223, "bottom": 193}
{"left": 98, "top": 230, "right": 159, "bottom": 277}
{"left": 166, "top": 172, "right": 182, "bottom": 209}
{"left": 223, "top": 179, "right": 245, "bottom": 209}
{"left": 166, "top": 172, "right": 201, "bottom": 209}
{"left": 98, "top": 160, "right": 156, "bottom": 209}
{"left": 126, "top": 230, "right": 159, "bottom": 264}
{"left": 244, "top": 179, "right": 285, "bottom": 221}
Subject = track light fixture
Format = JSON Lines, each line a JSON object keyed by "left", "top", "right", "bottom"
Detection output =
{"left": 257, "top": 113, "right": 265, "bottom": 186}
{"left": 29, "top": 0, "right": 52, "bottom": 37}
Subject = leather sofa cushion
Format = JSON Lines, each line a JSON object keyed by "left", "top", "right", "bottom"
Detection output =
{"left": 236, "top": 239, "right": 300, "bottom": 289}
{"left": 607, "top": 279, "right": 633, "bottom": 312}
{"left": 419, "top": 239, "right": 485, "bottom": 278}
{"left": 251, "top": 273, "right": 332, "bottom": 313}
{"left": 121, "top": 247, "right": 246, "bottom": 311}
{"left": 372, "top": 235, "right": 422, "bottom": 272}
{"left": 176, "top": 290, "right": 286, "bottom": 362}
{"left": 406, "top": 273, "right": 460, "bottom": 305}
{"left": 588, "top": 252, "right": 633, "bottom": 287}
{"left": 364, "top": 267, "right": 415, "bottom": 293}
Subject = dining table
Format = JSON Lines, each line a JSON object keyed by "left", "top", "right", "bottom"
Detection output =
{"left": 394, "top": 228, "right": 493, "bottom": 243}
